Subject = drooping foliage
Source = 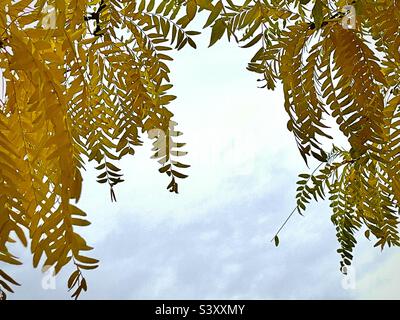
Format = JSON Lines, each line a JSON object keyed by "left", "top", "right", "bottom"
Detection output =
{"left": 0, "top": 0, "right": 399, "bottom": 298}
{"left": 205, "top": 0, "right": 399, "bottom": 271}
{"left": 0, "top": 0, "right": 193, "bottom": 299}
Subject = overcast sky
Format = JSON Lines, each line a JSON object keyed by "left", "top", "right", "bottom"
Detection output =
{"left": 4, "top": 19, "right": 400, "bottom": 300}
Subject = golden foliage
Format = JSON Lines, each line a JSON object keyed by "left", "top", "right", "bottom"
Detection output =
{"left": 1, "top": 0, "right": 400, "bottom": 298}
{"left": 206, "top": 0, "right": 400, "bottom": 270}
{"left": 179, "top": 0, "right": 400, "bottom": 271}
{"left": 0, "top": 0, "right": 193, "bottom": 298}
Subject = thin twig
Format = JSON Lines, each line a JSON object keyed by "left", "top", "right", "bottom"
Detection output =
{"left": 270, "top": 157, "right": 329, "bottom": 242}
{"left": 270, "top": 206, "right": 298, "bottom": 243}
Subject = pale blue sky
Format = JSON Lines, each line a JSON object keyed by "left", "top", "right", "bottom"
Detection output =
{"left": 4, "top": 17, "right": 400, "bottom": 300}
